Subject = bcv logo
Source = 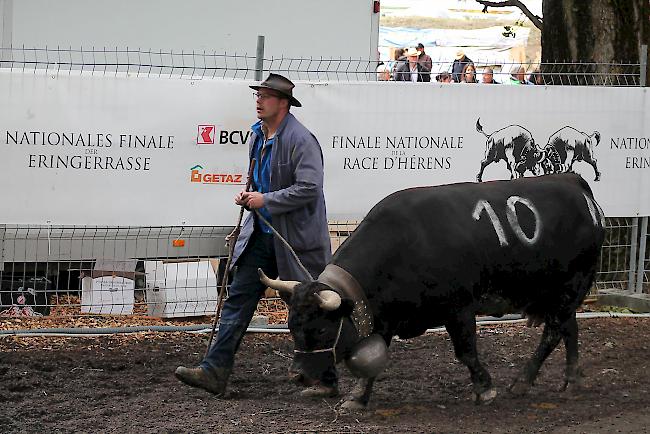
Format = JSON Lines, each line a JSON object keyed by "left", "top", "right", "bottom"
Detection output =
{"left": 197, "top": 125, "right": 215, "bottom": 144}
{"left": 196, "top": 125, "right": 251, "bottom": 145}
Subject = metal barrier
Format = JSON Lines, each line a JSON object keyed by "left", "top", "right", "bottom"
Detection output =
{"left": 0, "top": 218, "right": 648, "bottom": 319}
{"left": 0, "top": 49, "right": 647, "bottom": 320}
{"left": 0, "top": 47, "right": 642, "bottom": 85}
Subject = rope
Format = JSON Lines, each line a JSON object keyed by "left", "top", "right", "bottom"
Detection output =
{"left": 253, "top": 210, "right": 314, "bottom": 282}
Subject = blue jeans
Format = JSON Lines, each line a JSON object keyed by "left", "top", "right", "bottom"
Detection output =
{"left": 201, "top": 231, "right": 277, "bottom": 371}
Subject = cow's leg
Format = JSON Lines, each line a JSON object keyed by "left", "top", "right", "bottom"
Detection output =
{"left": 509, "top": 319, "right": 562, "bottom": 395}
{"left": 446, "top": 312, "right": 496, "bottom": 404}
{"left": 560, "top": 313, "right": 583, "bottom": 392}
{"left": 566, "top": 149, "right": 576, "bottom": 172}
{"left": 585, "top": 157, "right": 600, "bottom": 181}
{"left": 341, "top": 332, "right": 391, "bottom": 410}
{"left": 341, "top": 377, "right": 376, "bottom": 411}
{"left": 476, "top": 159, "right": 491, "bottom": 182}
{"left": 506, "top": 159, "right": 516, "bottom": 179}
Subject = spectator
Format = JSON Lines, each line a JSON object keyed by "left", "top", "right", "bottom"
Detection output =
{"left": 390, "top": 48, "right": 406, "bottom": 80}
{"left": 461, "top": 63, "right": 478, "bottom": 83}
{"left": 451, "top": 50, "right": 473, "bottom": 83}
{"left": 394, "top": 47, "right": 431, "bottom": 82}
{"left": 376, "top": 62, "right": 391, "bottom": 81}
{"left": 416, "top": 43, "right": 432, "bottom": 82}
{"left": 435, "top": 72, "right": 452, "bottom": 83}
{"left": 508, "top": 65, "right": 531, "bottom": 85}
{"left": 481, "top": 67, "right": 500, "bottom": 84}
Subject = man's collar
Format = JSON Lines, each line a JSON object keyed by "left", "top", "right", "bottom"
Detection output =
{"left": 251, "top": 112, "right": 293, "bottom": 138}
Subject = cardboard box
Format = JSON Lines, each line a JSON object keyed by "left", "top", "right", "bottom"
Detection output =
{"left": 80, "top": 259, "right": 138, "bottom": 315}
{"left": 145, "top": 259, "right": 220, "bottom": 318}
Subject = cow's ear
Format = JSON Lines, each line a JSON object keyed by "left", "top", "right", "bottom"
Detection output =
{"left": 337, "top": 299, "right": 355, "bottom": 317}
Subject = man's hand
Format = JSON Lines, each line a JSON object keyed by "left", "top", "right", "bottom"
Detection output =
{"left": 234, "top": 189, "right": 248, "bottom": 206}
{"left": 242, "top": 191, "right": 265, "bottom": 209}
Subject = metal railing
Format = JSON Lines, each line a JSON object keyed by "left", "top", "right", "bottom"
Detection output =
{"left": 0, "top": 46, "right": 648, "bottom": 323}
{"left": 0, "top": 218, "right": 648, "bottom": 320}
{"left": 0, "top": 46, "right": 643, "bottom": 86}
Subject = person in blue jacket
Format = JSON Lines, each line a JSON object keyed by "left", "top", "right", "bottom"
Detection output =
{"left": 175, "top": 73, "right": 335, "bottom": 398}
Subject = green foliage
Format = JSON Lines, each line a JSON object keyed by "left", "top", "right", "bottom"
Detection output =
{"left": 592, "top": 305, "right": 636, "bottom": 314}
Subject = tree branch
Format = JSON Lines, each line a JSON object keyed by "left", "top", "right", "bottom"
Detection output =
{"left": 475, "top": 0, "right": 543, "bottom": 30}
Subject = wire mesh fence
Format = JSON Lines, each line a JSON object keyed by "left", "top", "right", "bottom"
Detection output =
{"left": 0, "top": 218, "right": 647, "bottom": 321}
{"left": 640, "top": 217, "right": 650, "bottom": 292}
{"left": 0, "top": 46, "right": 643, "bottom": 86}
{"left": 0, "top": 47, "right": 647, "bottom": 325}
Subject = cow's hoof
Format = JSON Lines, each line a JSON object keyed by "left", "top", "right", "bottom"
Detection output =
{"left": 299, "top": 384, "right": 339, "bottom": 398}
{"left": 341, "top": 399, "right": 367, "bottom": 411}
{"left": 475, "top": 387, "right": 497, "bottom": 405}
{"left": 561, "top": 377, "right": 584, "bottom": 394}
{"left": 508, "top": 378, "right": 532, "bottom": 396}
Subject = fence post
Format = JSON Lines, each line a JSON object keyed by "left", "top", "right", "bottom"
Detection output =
{"left": 255, "top": 35, "right": 265, "bottom": 81}
{"left": 628, "top": 218, "right": 639, "bottom": 290}
{"left": 0, "top": 225, "right": 4, "bottom": 272}
{"left": 636, "top": 216, "right": 648, "bottom": 293}
{"left": 640, "top": 45, "right": 648, "bottom": 87}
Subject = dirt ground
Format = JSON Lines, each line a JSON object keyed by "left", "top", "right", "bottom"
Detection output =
{"left": 1, "top": 317, "right": 649, "bottom": 433}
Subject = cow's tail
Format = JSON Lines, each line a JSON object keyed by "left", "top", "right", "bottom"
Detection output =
{"left": 476, "top": 118, "right": 489, "bottom": 138}
{"left": 593, "top": 131, "right": 601, "bottom": 146}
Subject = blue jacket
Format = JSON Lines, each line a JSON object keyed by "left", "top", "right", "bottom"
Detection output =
{"left": 231, "top": 113, "right": 332, "bottom": 281}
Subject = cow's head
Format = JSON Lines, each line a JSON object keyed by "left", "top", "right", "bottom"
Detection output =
{"left": 585, "top": 131, "right": 601, "bottom": 157}
{"left": 258, "top": 269, "right": 388, "bottom": 381}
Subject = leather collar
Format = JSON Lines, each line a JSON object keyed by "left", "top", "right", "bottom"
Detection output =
{"left": 317, "top": 264, "right": 373, "bottom": 338}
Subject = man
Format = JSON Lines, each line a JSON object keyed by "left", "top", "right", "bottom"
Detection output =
{"left": 395, "top": 47, "right": 431, "bottom": 82}
{"left": 481, "top": 67, "right": 500, "bottom": 84}
{"left": 451, "top": 50, "right": 473, "bottom": 83}
{"left": 175, "top": 73, "right": 334, "bottom": 397}
{"left": 376, "top": 62, "right": 391, "bottom": 81}
{"left": 416, "top": 43, "right": 432, "bottom": 82}
{"left": 508, "top": 65, "right": 531, "bottom": 85}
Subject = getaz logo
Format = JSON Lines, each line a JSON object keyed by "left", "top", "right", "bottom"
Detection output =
{"left": 190, "top": 165, "right": 244, "bottom": 185}
{"left": 196, "top": 125, "right": 251, "bottom": 145}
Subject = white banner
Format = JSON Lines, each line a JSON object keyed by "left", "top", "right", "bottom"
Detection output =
{"left": 1, "top": 71, "right": 648, "bottom": 226}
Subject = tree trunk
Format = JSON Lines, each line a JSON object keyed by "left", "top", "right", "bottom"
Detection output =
{"left": 541, "top": 0, "right": 650, "bottom": 85}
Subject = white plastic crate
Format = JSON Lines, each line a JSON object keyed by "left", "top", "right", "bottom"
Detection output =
{"left": 145, "top": 259, "right": 220, "bottom": 318}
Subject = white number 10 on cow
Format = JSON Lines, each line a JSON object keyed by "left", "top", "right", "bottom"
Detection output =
{"left": 472, "top": 193, "right": 603, "bottom": 247}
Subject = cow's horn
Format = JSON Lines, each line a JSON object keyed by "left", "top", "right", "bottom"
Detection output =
{"left": 314, "top": 290, "right": 341, "bottom": 311}
{"left": 257, "top": 269, "right": 299, "bottom": 294}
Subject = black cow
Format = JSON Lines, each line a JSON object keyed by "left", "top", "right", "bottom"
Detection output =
{"left": 260, "top": 174, "right": 605, "bottom": 410}
{"left": 476, "top": 118, "right": 544, "bottom": 182}
{"left": 542, "top": 127, "right": 601, "bottom": 181}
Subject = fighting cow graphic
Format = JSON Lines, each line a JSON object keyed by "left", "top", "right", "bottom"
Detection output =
{"left": 475, "top": 118, "right": 544, "bottom": 182}
{"left": 540, "top": 127, "right": 601, "bottom": 181}
{"left": 475, "top": 120, "right": 602, "bottom": 182}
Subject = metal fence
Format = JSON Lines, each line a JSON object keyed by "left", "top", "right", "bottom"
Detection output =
{"left": 0, "top": 46, "right": 643, "bottom": 86}
{"left": 0, "top": 218, "right": 648, "bottom": 319}
{"left": 0, "top": 48, "right": 648, "bottom": 322}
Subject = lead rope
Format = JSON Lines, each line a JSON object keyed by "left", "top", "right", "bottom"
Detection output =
{"left": 253, "top": 210, "right": 314, "bottom": 282}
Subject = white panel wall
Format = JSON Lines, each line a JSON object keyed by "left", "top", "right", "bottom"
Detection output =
{"left": 3, "top": 0, "right": 379, "bottom": 60}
